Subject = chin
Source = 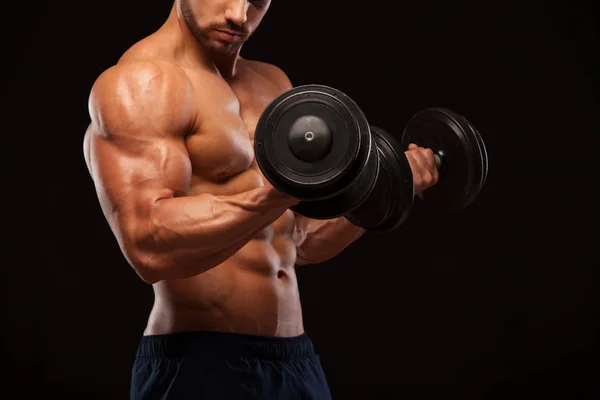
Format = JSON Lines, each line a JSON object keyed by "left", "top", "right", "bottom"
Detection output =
{"left": 212, "top": 41, "right": 243, "bottom": 55}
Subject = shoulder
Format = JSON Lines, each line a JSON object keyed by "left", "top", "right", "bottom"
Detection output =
{"left": 90, "top": 59, "right": 191, "bottom": 105}
{"left": 245, "top": 60, "right": 293, "bottom": 91}
{"left": 88, "top": 59, "right": 196, "bottom": 133}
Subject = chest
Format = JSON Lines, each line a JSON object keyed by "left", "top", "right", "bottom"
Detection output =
{"left": 184, "top": 70, "right": 281, "bottom": 183}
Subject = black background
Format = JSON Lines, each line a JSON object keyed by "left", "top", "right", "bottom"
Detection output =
{"left": 3, "top": 0, "right": 598, "bottom": 399}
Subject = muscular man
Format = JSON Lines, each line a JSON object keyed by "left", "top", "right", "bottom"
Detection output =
{"left": 83, "top": 1, "right": 439, "bottom": 398}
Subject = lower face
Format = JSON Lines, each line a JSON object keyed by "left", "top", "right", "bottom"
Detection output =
{"left": 180, "top": 0, "right": 248, "bottom": 55}
{"left": 205, "top": 30, "right": 245, "bottom": 54}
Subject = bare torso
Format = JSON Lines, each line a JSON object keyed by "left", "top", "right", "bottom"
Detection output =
{"left": 110, "top": 28, "right": 303, "bottom": 337}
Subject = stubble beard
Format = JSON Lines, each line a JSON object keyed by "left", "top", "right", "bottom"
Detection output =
{"left": 180, "top": 0, "right": 243, "bottom": 56}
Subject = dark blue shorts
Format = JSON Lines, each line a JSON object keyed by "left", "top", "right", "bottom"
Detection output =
{"left": 130, "top": 331, "right": 331, "bottom": 400}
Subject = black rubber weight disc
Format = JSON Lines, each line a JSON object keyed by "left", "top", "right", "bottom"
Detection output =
{"left": 459, "top": 113, "right": 489, "bottom": 192}
{"left": 254, "top": 84, "right": 371, "bottom": 201}
{"left": 291, "top": 138, "right": 379, "bottom": 219}
{"left": 401, "top": 108, "right": 488, "bottom": 213}
{"left": 346, "top": 126, "right": 414, "bottom": 231}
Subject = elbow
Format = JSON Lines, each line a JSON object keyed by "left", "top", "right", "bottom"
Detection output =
{"left": 295, "top": 258, "right": 309, "bottom": 266}
{"left": 124, "top": 214, "right": 173, "bottom": 284}
{"left": 295, "top": 258, "right": 326, "bottom": 266}
{"left": 114, "top": 209, "right": 182, "bottom": 283}
{"left": 295, "top": 250, "right": 325, "bottom": 266}
{"left": 123, "top": 227, "right": 171, "bottom": 284}
{"left": 126, "top": 247, "right": 168, "bottom": 284}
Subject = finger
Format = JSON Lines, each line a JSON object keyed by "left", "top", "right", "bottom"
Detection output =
{"left": 413, "top": 149, "right": 438, "bottom": 187}
{"left": 418, "top": 147, "right": 439, "bottom": 181}
{"left": 419, "top": 147, "right": 436, "bottom": 168}
{"left": 409, "top": 152, "right": 426, "bottom": 200}
{"left": 404, "top": 150, "right": 426, "bottom": 192}
{"left": 406, "top": 149, "right": 427, "bottom": 173}
{"left": 426, "top": 148, "right": 440, "bottom": 183}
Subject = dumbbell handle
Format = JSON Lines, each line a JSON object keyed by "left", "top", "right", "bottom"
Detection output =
{"left": 433, "top": 150, "right": 446, "bottom": 175}
{"left": 408, "top": 146, "right": 445, "bottom": 174}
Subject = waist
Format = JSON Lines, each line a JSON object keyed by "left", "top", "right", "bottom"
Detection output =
{"left": 146, "top": 268, "right": 304, "bottom": 336}
{"left": 136, "top": 331, "right": 314, "bottom": 361}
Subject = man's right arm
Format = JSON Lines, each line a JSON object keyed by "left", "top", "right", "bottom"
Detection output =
{"left": 84, "top": 60, "right": 297, "bottom": 284}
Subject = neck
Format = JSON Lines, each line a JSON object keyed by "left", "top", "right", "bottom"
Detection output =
{"left": 212, "top": 50, "right": 243, "bottom": 80}
{"left": 166, "top": 4, "right": 242, "bottom": 78}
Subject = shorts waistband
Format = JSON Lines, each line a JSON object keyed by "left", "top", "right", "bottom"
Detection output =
{"left": 135, "top": 331, "right": 314, "bottom": 361}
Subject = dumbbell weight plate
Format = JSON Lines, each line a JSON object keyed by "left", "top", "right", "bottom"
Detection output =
{"left": 401, "top": 108, "right": 488, "bottom": 213}
{"left": 254, "top": 84, "right": 372, "bottom": 202}
{"left": 345, "top": 126, "right": 414, "bottom": 232}
{"left": 291, "top": 139, "right": 379, "bottom": 219}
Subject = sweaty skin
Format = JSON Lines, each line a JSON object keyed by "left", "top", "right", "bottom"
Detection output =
{"left": 83, "top": 1, "right": 438, "bottom": 338}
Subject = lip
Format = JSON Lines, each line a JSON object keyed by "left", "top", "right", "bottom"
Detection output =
{"left": 214, "top": 29, "right": 244, "bottom": 42}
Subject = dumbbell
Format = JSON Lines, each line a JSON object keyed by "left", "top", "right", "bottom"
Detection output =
{"left": 253, "top": 84, "right": 488, "bottom": 232}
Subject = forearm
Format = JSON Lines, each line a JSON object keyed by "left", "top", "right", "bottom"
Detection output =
{"left": 294, "top": 215, "right": 366, "bottom": 265}
{"left": 131, "top": 186, "right": 295, "bottom": 282}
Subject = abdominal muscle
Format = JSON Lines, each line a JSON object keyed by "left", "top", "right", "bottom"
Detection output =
{"left": 144, "top": 181, "right": 305, "bottom": 338}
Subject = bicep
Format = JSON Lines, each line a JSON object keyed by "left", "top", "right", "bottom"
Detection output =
{"left": 86, "top": 61, "right": 195, "bottom": 227}
{"left": 88, "top": 128, "right": 191, "bottom": 214}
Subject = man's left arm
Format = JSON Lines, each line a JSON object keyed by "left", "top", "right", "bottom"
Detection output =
{"left": 293, "top": 214, "right": 366, "bottom": 265}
